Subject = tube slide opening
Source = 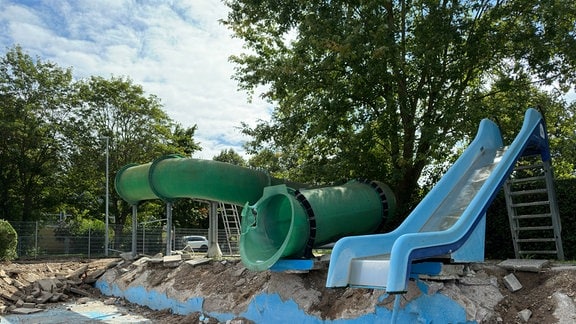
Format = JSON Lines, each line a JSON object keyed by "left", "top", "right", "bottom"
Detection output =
{"left": 240, "top": 181, "right": 396, "bottom": 271}
{"left": 240, "top": 187, "right": 309, "bottom": 271}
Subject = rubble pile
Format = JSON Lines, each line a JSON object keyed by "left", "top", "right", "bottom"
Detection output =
{"left": 0, "top": 260, "right": 118, "bottom": 315}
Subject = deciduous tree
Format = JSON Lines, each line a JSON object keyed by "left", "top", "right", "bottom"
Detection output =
{"left": 0, "top": 46, "right": 75, "bottom": 221}
{"left": 224, "top": 0, "right": 576, "bottom": 217}
{"left": 72, "top": 75, "right": 201, "bottom": 248}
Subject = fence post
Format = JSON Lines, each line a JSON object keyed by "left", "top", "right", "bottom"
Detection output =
{"left": 88, "top": 225, "right": 91, "bottom": 259}
{"left": 35, "top": 221, "right": 38, "bottom": 260}
{"left": 142, "top": 224, "right": 146, "bottom": 255}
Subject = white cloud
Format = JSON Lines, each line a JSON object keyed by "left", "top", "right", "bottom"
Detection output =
{"left": 0, "top": 0, "right": 271, "bottom": 159}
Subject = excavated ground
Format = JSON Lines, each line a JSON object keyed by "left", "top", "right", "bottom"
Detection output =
{"left": 1, "top": 256, "right": 576, "bottom": 323}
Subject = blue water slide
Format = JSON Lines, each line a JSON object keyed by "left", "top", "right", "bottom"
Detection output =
{"left": 325, "top": 108, "right": 550, "bottom": 293}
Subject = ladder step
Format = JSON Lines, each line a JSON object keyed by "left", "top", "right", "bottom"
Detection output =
{"left": 517, "top": 226, "right": 554, "bottom": 231}
{"left": 513, "top": 213, "right": 552, "bottom": 219}
{"left": 516, "top": 238, "right": 556, "bottom": 243}
{"left": 514, "top": 163, "right": 544, "bottom": 171}
{"left": 519, "top": 250, "right": 558, "bottom": 255}
{"left": 506, "top": 157, "right": 564, "bottom": 261}
{"left": 508, "top": 176, "right": 546, "bottom": 183}
{"left": 510, "top": 201, "right": 549, "bottom": 208}
{"left": 509, "top": 188, "right": 548, "bottom": 196}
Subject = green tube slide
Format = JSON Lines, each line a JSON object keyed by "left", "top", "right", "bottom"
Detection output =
{"left": 115, "top": 155, "right": 276, "bottom": 205}
{"left": 115, "top": 155, "right": 396, "bottom": 271}
{"left": 240, "top": 180, "right": 396, "bottom": 271}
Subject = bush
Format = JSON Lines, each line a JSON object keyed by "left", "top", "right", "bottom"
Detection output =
{"left": 0, "top": 219, "right": 17, "bottom": 261}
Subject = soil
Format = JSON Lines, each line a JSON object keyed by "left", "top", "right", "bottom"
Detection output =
{"left": 1, "top": 257, "right": 575, "bottom": 323}
{"left": 492, "top": 269, "right": 576, "bottom": 323}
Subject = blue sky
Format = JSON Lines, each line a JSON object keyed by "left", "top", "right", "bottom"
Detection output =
{"left": 0, "top": 0, "right": 271, "bottom": 159}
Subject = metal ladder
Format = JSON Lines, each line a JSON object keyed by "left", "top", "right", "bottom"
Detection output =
{"left": 218, "top": 202, "right": 241, "bottom": 254}
{"left": 503, "top": 155, "right": 564, "bottom": 260}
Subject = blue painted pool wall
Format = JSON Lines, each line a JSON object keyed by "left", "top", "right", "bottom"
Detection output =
{"left": 95, "top": 278, "right": 476, "bottom": 323}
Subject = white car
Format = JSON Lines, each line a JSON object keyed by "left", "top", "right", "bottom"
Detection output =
{"left": 182, "top": 235, "right": 209, "bottom": 251}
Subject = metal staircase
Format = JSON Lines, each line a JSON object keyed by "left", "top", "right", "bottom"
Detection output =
{"left": 503, "top": 155, "right": 564, "bottom": 260}
{"left": 218, "top": 202, "right": 241, "bottom": 254}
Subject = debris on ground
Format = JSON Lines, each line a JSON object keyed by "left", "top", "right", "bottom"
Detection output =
{"left": 0, "top": 259, "right": 116, "bottom": 315}
{"left": 1, "top": 256, "right": 576, "bottom": 323}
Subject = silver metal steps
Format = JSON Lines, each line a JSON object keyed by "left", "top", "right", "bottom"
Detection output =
{"left": 503, "top": 155, "right": 564, "bottom": 260}
{"left": 218, "top": 202, "right": 241, "bottom": 254}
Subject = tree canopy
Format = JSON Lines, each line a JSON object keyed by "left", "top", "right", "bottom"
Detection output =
{"left": 0, "top": 46, "right": 75, "bottom": 221}
{"left": 0, "top": 46, "right": 202, "bottom": 233}
{"left": 224, "top": 0, "right": 576, "bottom": 216}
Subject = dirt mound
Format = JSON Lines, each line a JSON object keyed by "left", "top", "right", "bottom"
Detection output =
{"left": 494, "top": 269, "right": 576, "bottom": 323}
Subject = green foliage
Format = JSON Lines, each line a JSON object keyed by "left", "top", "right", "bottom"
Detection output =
{"left": 171, "top": 199, "right": 209, "bottom": 229}
{"left": 0, "top": 45, "right": 203, "bottom": 241}
{"left": 54, "top": 215, "right": 105, "bottom": 238}
{"left": 213, "top": 148, "right": 247, "bottom": 166}
{"left": 224, "top": 0, "right": 576, "bottom": 217}
{"left": 0, "top": 219, "right": 17, "bottom": 261}
{"left": 0, "top": 46, "right": 75, "bottom": 221}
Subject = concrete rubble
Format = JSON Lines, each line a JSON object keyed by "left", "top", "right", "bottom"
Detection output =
{"left": 2, "top": 255, "right": 576, "bottom": 322}
{"left": 552, "top": 291, "right": 576, "bottom": 323}
{"left": 503, "top": 273, "right": 523, "bottom": 292}
{"left": 518, "top": 308, "right": 532, "bottom": 322}
{"left": 0, "top": 260, "right": 117, "bottom": 315}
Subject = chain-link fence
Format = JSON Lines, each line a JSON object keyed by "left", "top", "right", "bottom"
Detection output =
{"left": 10, "top": 221, "right": 239, "bottom": 259}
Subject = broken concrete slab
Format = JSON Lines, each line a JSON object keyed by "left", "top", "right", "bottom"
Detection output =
{"left": 84, "top": 268, "right": 107, "bottom": 284}
{"left": 185, "top": 258, "right": 211, "bottom": 267}
{"left": 68, "top": 287, "right": 91, "bottom": 297}
{"left": 164, "top": 254, "right": 182, "bottom": 267}
{"left": 10, "top": 307, "right": 44, "bottom": 314}
{"left": 132, "top": 256, "right": 150, "bottom": 266}
{"left": 498, "top": 259, "right": 549, "bottom": 272}
{"left": 459, "top": 276, "right": 497, "bottom": 286}
{"left": 518, "top": 309, "right": 532, "bottom": 322}
{"left": 503, "top": 273, "right": 523, "bottom": 292}
{"left": 50, "top": 292, "right": 64, "bottom": 303}
{"left": 2, "top": 292, "right": 22, "bottom": 303}
{"left": 163, "top": 254, "right": 182, "bottom": 262}
{"left": 552, "top": 291, "right": 576, "bottom": 323}
{"left": 36, "top": 291, "right": 53, "bottom": 304}
{"left": 550, "top": 265, "right": 576, "bottom": 271}
{"left": 149, "top": 257, "right": 163, "bottom": 264}
{"left": 66, "top": 265, "right": 89, "bottom": 279}
{"left": 36, "top": 278, "right": 62, "bottom": 292}
{"left": 419, "top": 264, "right": 465, "bottom": 280}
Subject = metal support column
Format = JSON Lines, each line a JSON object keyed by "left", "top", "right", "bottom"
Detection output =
{"left": 131, "top": 205, "right": 138, "bottom": 258}
{"left": 207, "top": 201, "right": 223, "bottom": 258}
{"left": 166, "top": 202, "right": 173, "bottom": 256}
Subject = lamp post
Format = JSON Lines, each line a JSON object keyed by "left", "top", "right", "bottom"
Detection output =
{"left": 103, "top": 136, "right": 110, "bottom": 257}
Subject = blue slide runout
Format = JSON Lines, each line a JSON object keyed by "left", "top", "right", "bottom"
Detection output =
{"left": 325, "top": 108, "right": 551, "bottom": 293}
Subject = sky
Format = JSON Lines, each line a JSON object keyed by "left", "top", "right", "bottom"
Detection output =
{"left": 0, "top": 0, "right": 271, "bottom": 159}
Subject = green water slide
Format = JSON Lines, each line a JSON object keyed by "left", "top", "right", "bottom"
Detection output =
{"left": 115, "top": 155, "right": 396, "bottom": 270}
{"left": 115, "top": 155, "right": 280, "bottom": 205}
{"left": 240, "top": 180, "right": 395, "bottom": 271}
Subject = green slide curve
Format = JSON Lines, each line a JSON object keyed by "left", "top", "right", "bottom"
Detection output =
{"left": 240, "top": 180, "right": 395, "bottom": 271}
{"left": 115, "top": 155, "right": 396, "bottom": 270}
{"left": 116, "top": 154, "right": 280, "bottom": 205}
